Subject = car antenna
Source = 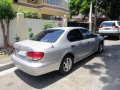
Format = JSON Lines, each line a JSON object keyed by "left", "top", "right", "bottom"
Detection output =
{"left": 51, "top": 42, "right": 54, "bottom": 48}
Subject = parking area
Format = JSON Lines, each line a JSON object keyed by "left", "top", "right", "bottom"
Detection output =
{"left": 0, "top": 38, "right": 120, "bottom": 90}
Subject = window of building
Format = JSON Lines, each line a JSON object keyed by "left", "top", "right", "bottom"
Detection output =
{"left": 46, "top": 0, "right": 62, "bottom": 7}
{"left": 42, "top": 14, "right": 62, "bottom": 21}
{"left": 14, "top": 0, "right": 18, "bottom": 2}
{"left": 31, "top": 0, "right": 35, "bottom": 3}
{"left": 27, "top": 0, "right": 38, "bottom": 4}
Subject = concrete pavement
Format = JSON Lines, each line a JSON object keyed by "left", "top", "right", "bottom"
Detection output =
{"left": 0, "top": 55, "right": 14, "bottom": 72}
{"left": 0, "top": 39, "right": 120, "bottom": 90}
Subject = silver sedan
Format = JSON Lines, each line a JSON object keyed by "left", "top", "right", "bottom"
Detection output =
{"left": 11, "top": 27, "right": 104, "bottom": 76}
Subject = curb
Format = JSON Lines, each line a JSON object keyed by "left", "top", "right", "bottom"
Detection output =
{"left": 0, "top": 62, "right": 14, "bottom": 72}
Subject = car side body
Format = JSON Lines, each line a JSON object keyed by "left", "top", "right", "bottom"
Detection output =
{"left": 11, "top": 27, "right": 104, "bottom": 76}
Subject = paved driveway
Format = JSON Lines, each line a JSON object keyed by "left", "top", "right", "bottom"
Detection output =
{"left": 0, "top": 38, "right": 120, "bottom": 90}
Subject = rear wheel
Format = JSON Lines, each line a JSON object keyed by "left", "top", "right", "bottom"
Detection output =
{"left": 59, "top": 55, "right": 73, "bottom": 75}
{"left": 101, "top": 35, "right": 104, "bottom": 37}
{"left": 97, "top": 43, "right": 103, "bottom": 53}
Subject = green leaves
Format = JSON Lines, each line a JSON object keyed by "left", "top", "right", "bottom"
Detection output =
{"left": 44, "top": 22, "right": 54, "bottom": 30}
{"left": 80, "top": 0, "right": 90, "bottom": 14}
{"left": 98, "top": 0, "right": 120, "bottom": 20}
{"left": 69, "top": 0, "right": 94, "bottom": 17}
{"left": 0, "top": 0, "right": 15, "bottom": 20}
{"left": 18, "top": 7, "right": 39, "bottom": 19}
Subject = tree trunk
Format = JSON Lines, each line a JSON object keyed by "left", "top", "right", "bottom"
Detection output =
{"left": 0, "top": 20, "right": 9, "bottom": 47}
{"left": 6, "top": 20, "right": 10, "bottom": 47}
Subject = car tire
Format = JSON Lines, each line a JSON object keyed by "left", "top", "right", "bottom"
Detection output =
{"left": 59, "top": 55, "right": 73, "bottom": 75}
{"left": 101, "top": 35, "right": 104, "bottom": 37}
{"left": 97, "top": 43, "right": 103, "bottom": 53}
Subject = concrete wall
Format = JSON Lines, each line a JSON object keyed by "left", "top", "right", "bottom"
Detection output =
{"left": 0, "top": 18, "right": 18, "bottom": 47}
{"left": 0, "top": 17, "right": 63, "bottom": 47}
{"left": 25, "top": 18, "right": 62, "bottom": 38}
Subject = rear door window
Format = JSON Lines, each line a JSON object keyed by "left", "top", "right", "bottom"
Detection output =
{"left": 101, "top": 22, "right": 116, "bottom": 27}
{"left": 80, "top": 29, "right": 94, "bottom": 39}
{"left": 67, "top": 29, "right": 83, "bottom": 42}
{"left": 117, "top": 22, "right": 120, "bottom": 26}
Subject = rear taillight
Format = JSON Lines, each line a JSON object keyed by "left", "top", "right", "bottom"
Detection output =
{"left": 112, "top": 26, "right": 119, "bottom": 28}
{"left": 27, "top": 52, "right": 44, "bottom": 61}
{"left": 98, "top": 26, "right": 103, "bottom": 29}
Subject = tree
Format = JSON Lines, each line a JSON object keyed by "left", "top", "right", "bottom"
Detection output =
{"left": 0, "top": 0, "right": 15, "bottom": 47}
{"left": 98, "top": 0, "right": 120, "bottom": 20}
{"left": 69, "top": 0, "right": 95, "bottom": 17}
{"left": 69, "top": 0, "right": 120, "bottom": 20}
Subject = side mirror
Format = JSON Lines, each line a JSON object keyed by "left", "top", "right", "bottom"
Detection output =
{"left": 93, "top": 34, "right": 98, "bottom": 37}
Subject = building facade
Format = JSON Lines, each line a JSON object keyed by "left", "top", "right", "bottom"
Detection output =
{"left": 13, "top": 0, "right": 69, "bottom": 19}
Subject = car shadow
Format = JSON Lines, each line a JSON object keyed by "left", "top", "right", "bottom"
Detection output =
{"left": 81, "top": 43, "right": 120, "bottom": 90}
{"left": 15, "top": 52, "right": 98, "bottom": 89}
{"left": 104, "top": 36, "right": 119, "bottom": 40}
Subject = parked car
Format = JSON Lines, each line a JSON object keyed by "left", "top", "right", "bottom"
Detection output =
{"left": 11, "top": 27, "right": 104, "bottom": 76}
{"left": 98, "top": 21, "right": 120, "bottom": 39}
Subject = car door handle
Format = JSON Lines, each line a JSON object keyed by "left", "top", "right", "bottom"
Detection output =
{"left": 71, "top": 45, "right": 75, "bottom": 48}
{"left": 88, "top": 41, "right": 90, "bottom": 43}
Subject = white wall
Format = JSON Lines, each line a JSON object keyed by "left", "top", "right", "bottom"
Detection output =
{"left": 9, "top": 18, "right": 19, "bottom": 45}
{"left": 25, "top": 18, "right": 44, "bottom": 38}
{"left": 0, "top": 18, "right": 18, "bottom": 47}
{"left": 25, "top": 18, "right": 62, "bottom": 38}
{"left": 0, "top": 18, "right": 63, "bottom": 47}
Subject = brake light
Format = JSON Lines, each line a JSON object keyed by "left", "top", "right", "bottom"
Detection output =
{"left": 27, "top": 52, "right": 44, "bottom": 61}
{"left": 98, "top": 26, "right": 103, "bottom": 29}
{"left": 112, "top": 26, "right": 119, "bottom": 28}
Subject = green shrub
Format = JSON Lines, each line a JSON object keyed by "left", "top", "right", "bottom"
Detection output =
{"left": 18, "top": 7, "right": 40, "bottom": 19}
{"left": 14, "top": 35, "right": 20, "bottom": 42}
{"left": 44, "top": 22, "right": 55, "bottom": 30}
{"left": 28, "top": 28, "right": 33, "bottom": 38}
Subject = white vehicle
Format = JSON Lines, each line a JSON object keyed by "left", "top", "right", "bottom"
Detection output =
{"left": 98, "top": 21, "right": 120, "bottom": 39}
{"left": 11, "top": 27, "right": 104, "bottom": 76}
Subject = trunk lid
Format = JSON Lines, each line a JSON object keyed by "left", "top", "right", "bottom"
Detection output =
{"left": 13, "top": 40, "right": 52, "bottom": 58}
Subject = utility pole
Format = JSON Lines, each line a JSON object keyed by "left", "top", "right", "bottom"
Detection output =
{"left": 89, "top": 2, "right": 93, "bottom": 32}
{"left": 93, "top": 0, "right": 98, "bottom": 34}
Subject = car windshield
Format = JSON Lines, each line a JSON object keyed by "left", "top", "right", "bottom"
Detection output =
{"left": 101, "top": 22, "right": 115, "bottom": 27}
{"left": 117, "top": 22, "right": 120, "bottom": 26}
{"left": 31, "top": 29, "right": 64, "bottom": 43}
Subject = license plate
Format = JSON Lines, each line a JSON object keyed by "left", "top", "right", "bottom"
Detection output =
{"left": 105, "top": 28, "right": 110, "bottom": 30}
{"left": 18, "top": 51, "right": 26, "bottom": 57}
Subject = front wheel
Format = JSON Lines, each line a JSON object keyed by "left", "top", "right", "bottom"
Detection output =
{"left": 97, "top": 43, "right": 103, "bottom": 53}
{"left": 59, "top": 55, "right": 73, "bottom": 75}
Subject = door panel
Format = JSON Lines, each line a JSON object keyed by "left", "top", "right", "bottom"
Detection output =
{"left": 70, "top": 40, "right": 89, "bottom": 62}
{"left": 87, "top": 38, "right": 99, "bottom": 54}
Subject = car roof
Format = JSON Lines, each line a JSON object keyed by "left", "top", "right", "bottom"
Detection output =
{"left": 47, "top": 27, "right": 87, "bottom": 31}
{"left": 102, "top": 21, "right": 120, "bottom": 23}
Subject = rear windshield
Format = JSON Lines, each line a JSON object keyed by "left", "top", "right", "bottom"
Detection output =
{"left": 101, "top": 22, "right": 116, "bottom": 27}
{"left": 117, "top": 22, "right": 120, "bottom": 26}
{"left": 31, "top": 29, "right": 64, "bottom": 43}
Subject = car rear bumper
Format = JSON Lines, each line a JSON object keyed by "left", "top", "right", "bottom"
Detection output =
{"left": 98, "top": 30, "right": 120, "bottom": 36}
{"left": 99, "top": 33, "right": 119, "bottom": 36}
{"left": 11, "top": 54, "right": 60, "bottom": 76}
